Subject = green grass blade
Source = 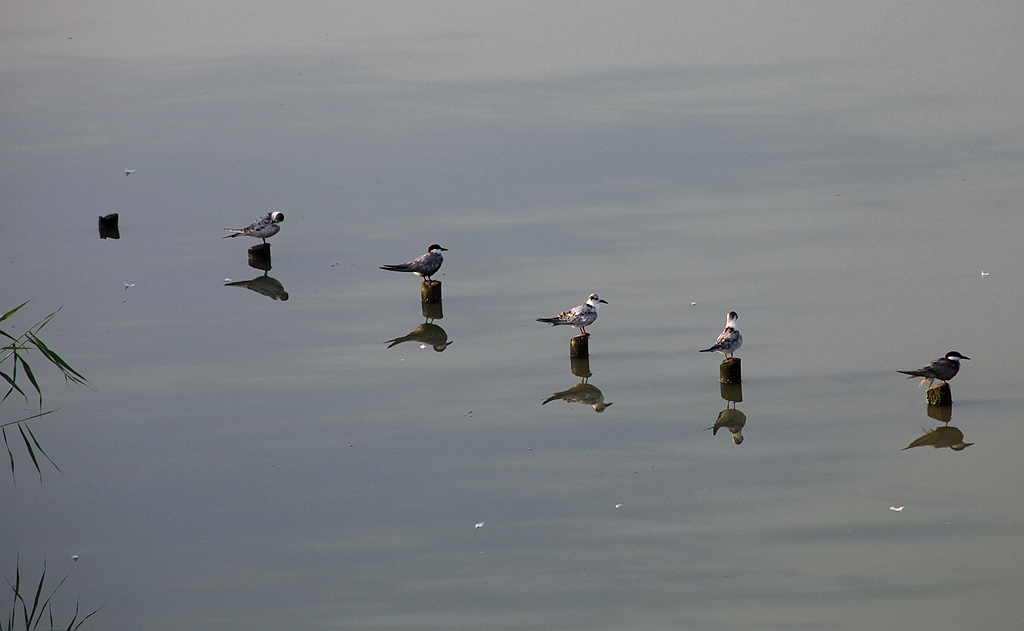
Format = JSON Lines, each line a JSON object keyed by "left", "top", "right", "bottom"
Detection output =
{"left": 27, "top": 560, "right": 46, "bottom": 628}
{"left": 26, "top": 334, "right": 90, "bottom": 387}
{"left": 0, "top": 301, "right": 29, "bottom": 323}
{"left": 17, "top": 424, "right": 44, "bottom": 482}
{"left": 2, "top": 426, "right": 14, "bottom": 480}
{"left": 1, "top": 369, "right": 27, "bottom": 404}
{"left": 1, "top": 408, "right": 57, "bottom": 430}
{"left": 23, "top": 422, "right": 60, "bottom": 474}
{"left": 14, "top": 354, "right": 42, "bottom": 406}
{"left": 32, "top": 306, "right": 62, "bottom": 332}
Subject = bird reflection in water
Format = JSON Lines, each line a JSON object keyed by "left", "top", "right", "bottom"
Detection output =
{"left": 542, "top": 382, "right": 613, "bottom": 412}
{"left": 903, "top": 404, "right": 972, "bottom": 451}
{"left": 903, "top": 426, "right": 973, "bottom": 451}
{"left": 706, "top": 383, "right": 746, "bottom": 444}
{"left": 384, "top": 302, "right": 452, "bottom": 352}
{"left": 224, "top": 273, "right": 289, "bottom": 301}
{"left": 541, "top": 356, "right": 613, "bottom": 412}
{"left": 384, "top": 321, "right": 452, "bottom": 352}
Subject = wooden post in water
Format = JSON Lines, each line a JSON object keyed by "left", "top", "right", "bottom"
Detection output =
{"left": 720, "top": 358, "right": 741, "bottom": 384}
{"left": 422, "top": 280, "right": 442, "bottom": 304}
{"left": 247, "top": 243, "right": 272, "bottom": 271}
{"left": 98, "top": 213, "right": 120, "bottom": 239}
{"left": 569, "top": 333, "right": 590, "bottom": 358}
{"left": 926, "top": 383, "right": 952, "bottom": 406}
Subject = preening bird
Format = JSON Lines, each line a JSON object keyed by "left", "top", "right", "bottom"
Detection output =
{"left": 700, "top": 311, "right": 742, "bottom": 359}
{"left": 223, "top": 212, "right": 285, "bottom": 244}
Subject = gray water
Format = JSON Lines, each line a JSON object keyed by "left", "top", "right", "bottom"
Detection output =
{"left": 4, "top": 3, "right": 1024, "bottom": 630}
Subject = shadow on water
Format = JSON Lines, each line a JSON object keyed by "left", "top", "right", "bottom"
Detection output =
{"left": 541, "top": 355, "right": 613, "bottom": 413}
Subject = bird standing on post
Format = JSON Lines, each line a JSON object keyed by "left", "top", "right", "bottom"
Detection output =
{"left": 700, "top": 311, "right": 743, "bottom": 359}
{"left": 223, "top": 212, "right": 285, "bottom": 244}
{"left": 536, "top": 294, "right": 608, "bottom": 336}
{"left": 380, "top": 244, "right": 448, "bottom": 281}
{"left": 897, "top": 351, "right": 970, "bottom": 387}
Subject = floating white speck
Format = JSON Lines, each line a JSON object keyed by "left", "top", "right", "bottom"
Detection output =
{"left": 475, "top": 521, "right": 485, "bottom": 529}
{"left": 224, "top": 278, "right": 232, "bottom": 282}
{"left": 124, "top": 283, "right": 135, "bottom": 289}
{"left": 419, "top": 344, "right": 428, "bottom": 349}
{"left": 615, "top": 503, "right": 623, "bottom": 509}
{"left": 125, "top": 169, "right": 136, "bottom": 176}
{"left": 71, "top": 554, "right": 80, "bottom": 561}
{"left": 890, "top": 506, "right": 904, "bottom": 512}
{"left": 980, "top": 271, "right": 989, "bottom": 276}
{"left": 691, "top": 302, "right": 697, "bottom": 306}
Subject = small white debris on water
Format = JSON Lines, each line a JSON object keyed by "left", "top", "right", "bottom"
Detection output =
{"left": 980, "top": 271, "right": 989, "bottom": 276}
{"left": 691, "top": 302, "right": 697, "bottom": 306}
{"left": 125, "top": 169, "right": 136, "bottom": 176}
{"left": 890, "top": 506, "right": 904, "bottom": 512}
{"left": 71, "top": 555, "right": 80, "bottom": 562}
{"left": 124, "top": 283, "right": 135, "bottom": 289}
{"left": 615, "top": 503, "right": 623, "bottom": 509}
{"left": 475, "top": 521, "right": 485, "bottom": 529}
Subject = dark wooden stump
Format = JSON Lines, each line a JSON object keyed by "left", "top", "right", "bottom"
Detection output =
{"left": 421, "top": 280, "right": 442, "bottom": 304}
{"left": 926, "top": 383, "right": 952, "bottom": 406}
{"left": 248, "top": 243, "right": 271, "bottom": 260}
{"left": 98, "top": 213, "right": 120, "bottom": 239}
{"left": 720, "top": 357, "right": 741, "bottom": 384}
{"left": 247, "top": 243, "right": 272, "bottom": 271}
{"left": 569, "top": 333, "right": 590, "bottom": 358}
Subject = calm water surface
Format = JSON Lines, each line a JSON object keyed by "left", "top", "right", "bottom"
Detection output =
{"left": 4, "top": 3, "right": 1024, "bottom": 630}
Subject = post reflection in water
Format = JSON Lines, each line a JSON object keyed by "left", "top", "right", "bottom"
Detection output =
{"left": 383, "top": 301, "right": 452, "bottom": 352}
{"left": 223, "top": 244, "right": 289, "bottom": 301}
{"left": 903, "top": 403, "right": 973, "bottom": 451}
{"left": 706, "top": 383, "right": 746, "bottom": 444}
{"left": 541, "top": 356, "right": 613, "bottom": 413}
